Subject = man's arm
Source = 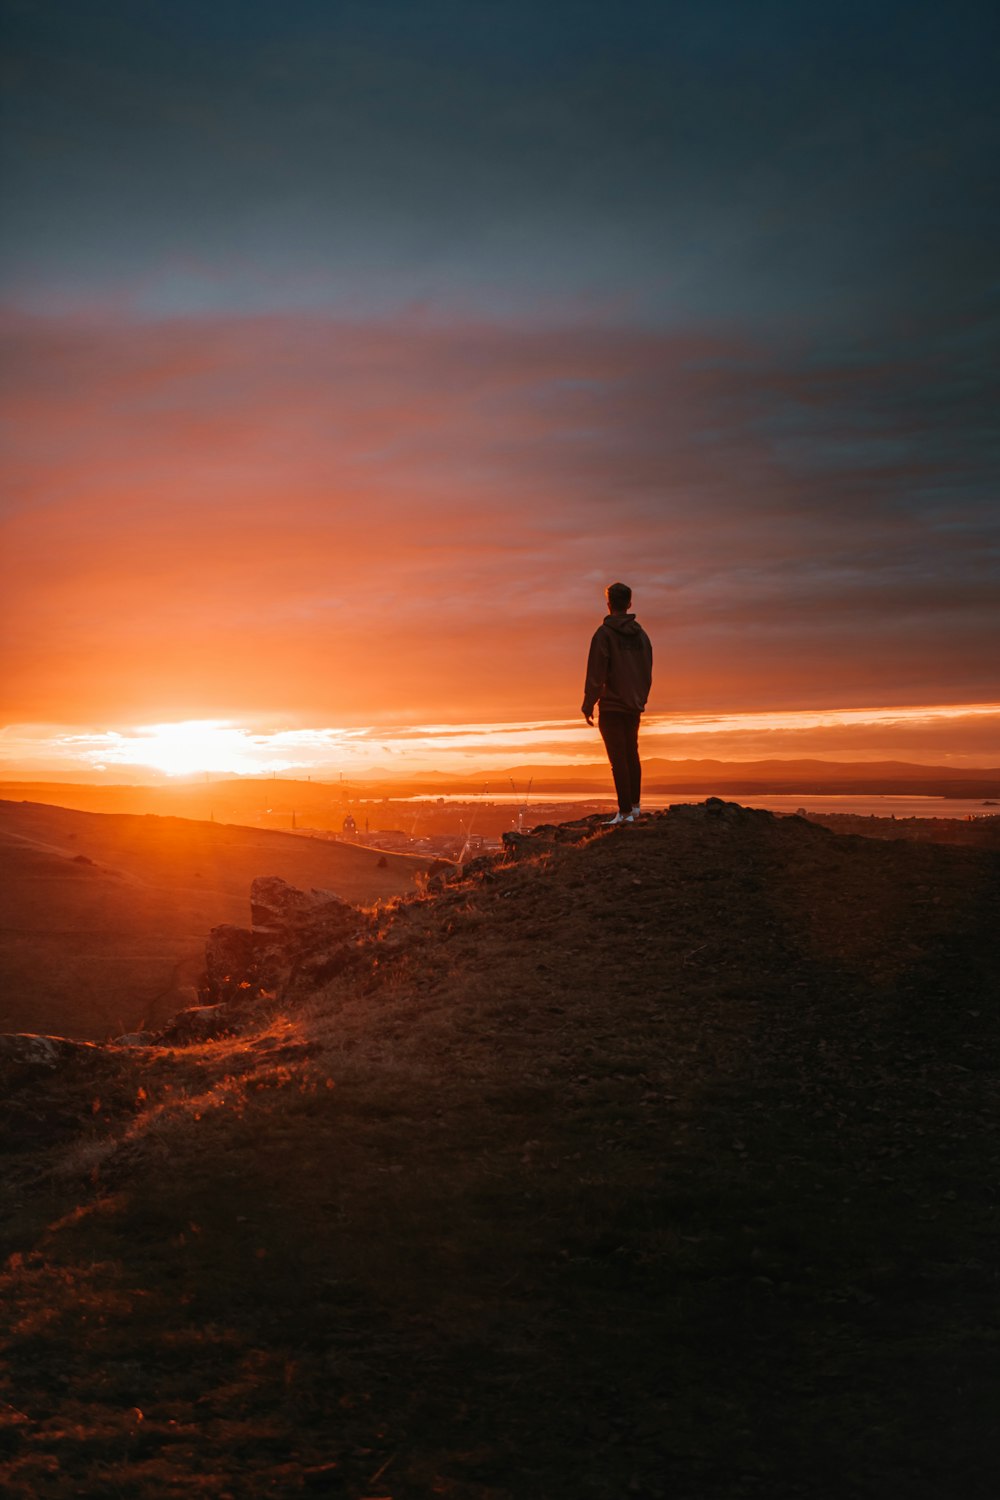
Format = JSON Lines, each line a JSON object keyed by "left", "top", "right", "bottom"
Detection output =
{"left": 581, "top": 628, "right": 608, "bottom": 725}
{"left": 640, "top": 630, "right": 653, "bottom": 711}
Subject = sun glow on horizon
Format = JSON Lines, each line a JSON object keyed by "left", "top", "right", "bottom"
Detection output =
{"left": 69, "top": 721, "right": 297, "bottom": 778}
{"left": 1, "top": 700, "right": 998, "bottom": 782}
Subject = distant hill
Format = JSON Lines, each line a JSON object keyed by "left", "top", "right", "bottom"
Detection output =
{"left": 4, "top": 757, "right": 999, "bottom": 822}
{"left": 0, "top": 800, "right": 432, "bottom": 1039}
{"left": 489, "top": 758, "right": 1000, "bottom": 797}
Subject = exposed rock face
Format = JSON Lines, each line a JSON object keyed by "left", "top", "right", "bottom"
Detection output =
{"left": 0, "top": 1032, "right": 101, "bottom": 1084}
{"left": 249, "top": 876, "right": 360, "bottom": 935}
{"left": 668, "top": 795, "right": 771, "bottom": 821}
{"left": 501, "top": 813, "right": 608, "bottom": 860}
{"left": 197, "top": 876, "right": 368, "bottom": 1012}
{"left": 203, "top": 923, "right": 259, "bottom": 1001}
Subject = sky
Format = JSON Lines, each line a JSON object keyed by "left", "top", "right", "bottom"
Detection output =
{"left": 2, "top": 0, "right": 999, "bottom": 779}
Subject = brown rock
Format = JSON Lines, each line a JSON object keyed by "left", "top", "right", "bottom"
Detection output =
{"left": 249, "top": 876, "right": 361, "bottom": 937}
{"left": 200, "top": 923, "right": 262, "bottom": 1003}
{"left": 0, "top": 1032, "right": 101, "bottom": 1084}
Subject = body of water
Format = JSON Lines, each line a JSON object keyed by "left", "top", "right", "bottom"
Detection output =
{"left": 401, "top": 791, "right": 999, "bottom": 820}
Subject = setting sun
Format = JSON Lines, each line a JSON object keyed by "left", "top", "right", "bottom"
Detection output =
{"left": 78, "top": 721, "right": 280, "bottom": 779}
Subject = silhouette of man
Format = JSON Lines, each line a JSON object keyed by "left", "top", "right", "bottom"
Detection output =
{"left": 582, "top": 582, "right": 653, "bottom": 825}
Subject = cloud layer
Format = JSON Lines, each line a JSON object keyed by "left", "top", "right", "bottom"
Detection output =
{"left": 3, "top": 308, "right": 998, "bottom": 736}
{"left": 2, "top": 3, "right": 998, "bottom": 767}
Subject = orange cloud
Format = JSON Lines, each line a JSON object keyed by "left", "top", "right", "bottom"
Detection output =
{"left": 3, "top": 309, "right": 998, "bottom": 740}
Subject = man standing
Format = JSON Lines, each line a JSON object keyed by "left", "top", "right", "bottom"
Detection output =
{"left": 582, "top": 582, "right": 653, "bottom": 825}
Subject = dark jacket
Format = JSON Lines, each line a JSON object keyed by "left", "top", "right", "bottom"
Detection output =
{"left": 582, "top": 612, "right": 653, "bottom": 716}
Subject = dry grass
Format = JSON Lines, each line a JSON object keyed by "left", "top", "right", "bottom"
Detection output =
{"left": 1, "top": 806, "right": 999, "bottom": 1498}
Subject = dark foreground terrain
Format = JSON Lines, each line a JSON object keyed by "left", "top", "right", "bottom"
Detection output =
{"left": 1, "top": 801, "right": 998, "bottom": 1498}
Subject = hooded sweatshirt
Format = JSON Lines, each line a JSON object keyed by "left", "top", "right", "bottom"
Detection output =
{"left": 582, "top": 612, "right": 653, "bottom": 716}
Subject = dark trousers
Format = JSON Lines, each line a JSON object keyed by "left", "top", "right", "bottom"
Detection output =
{"left": 598, "top": 710, "right": 641, "bottom": 815}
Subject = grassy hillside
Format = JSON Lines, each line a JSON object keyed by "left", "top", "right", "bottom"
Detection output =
{"left": 0, "top": 801, "right": 432, "bottom": 1040}
{"left": 1, "top": 803, "right": 998, "bottom": 1498}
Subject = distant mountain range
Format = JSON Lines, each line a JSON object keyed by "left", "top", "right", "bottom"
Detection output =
{"left": 410, "top": 759, "right": 1000, "bottom": 797}
{"left": 2, "top": 757, "right": 999, "bottom": 818}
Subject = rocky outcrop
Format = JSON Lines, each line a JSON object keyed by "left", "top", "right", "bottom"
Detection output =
{"left": 668, "top": 795, "right": 776, "bottom": 822}
{"left": 249, "top": 875, "right": 361, "bottom": 935}
{"left": 197, "top": 875, "right": 368, "bottom": 1011}
{"left": 0, "top": 1033, "right": 140, "bottom": 1151}
{"left": 501, "top": 813, "right": 608, "bottom": 861}
{"left": 0, "top": 1032, "right": 102, "bottom": 1085}
{"left": 202, "top": 923, "right": 260, "bottom": 1001}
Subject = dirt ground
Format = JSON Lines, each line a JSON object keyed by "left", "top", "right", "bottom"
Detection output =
{"left": 1, "top": 801, "right": 998, "bottom": 1498}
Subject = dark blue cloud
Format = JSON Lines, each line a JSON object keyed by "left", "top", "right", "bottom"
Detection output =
{"left": 3, "top": 0, "right": 997, "bottom": 330}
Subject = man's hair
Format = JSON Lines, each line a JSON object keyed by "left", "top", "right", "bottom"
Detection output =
{"left": 606, "top": 581, "right": 632, "bottom": 611}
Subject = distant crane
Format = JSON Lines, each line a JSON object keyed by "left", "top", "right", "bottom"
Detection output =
{"left": 456, "top": 783, "right": 490, "bottom": 868}
{"left": 510, "top": 777, "right": 533, "bottom": 833}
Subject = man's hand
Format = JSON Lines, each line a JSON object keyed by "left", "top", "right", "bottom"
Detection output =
{"left": 583, "top": 711, "right": 594, "bottom": 727}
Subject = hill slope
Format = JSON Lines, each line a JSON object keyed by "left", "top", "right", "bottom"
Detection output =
{"left": 1, "top": 802, "right": 998, "bottom": 1498}
{"left": 0, "top": 800, "right": 431, "bottom": 1039}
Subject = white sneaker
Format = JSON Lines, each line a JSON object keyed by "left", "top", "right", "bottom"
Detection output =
{"left": 630, "top": 805, "right": 642, "bottom": 819}
{"left": 605, "top": 812, "right": 634, "bottom": 826}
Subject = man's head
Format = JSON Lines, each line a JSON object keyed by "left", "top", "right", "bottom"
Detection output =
{"left": 606, "top": 581, "right": 632, "bottom": 613}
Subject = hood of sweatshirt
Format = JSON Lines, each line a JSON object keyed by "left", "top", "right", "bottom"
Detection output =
{"left": 603, "top": 612, "right": 643, "bottom": 636}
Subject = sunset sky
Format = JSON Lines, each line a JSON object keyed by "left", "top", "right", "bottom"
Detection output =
{"left": 2, "top": 1, "right": 998, "bottom": 780}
